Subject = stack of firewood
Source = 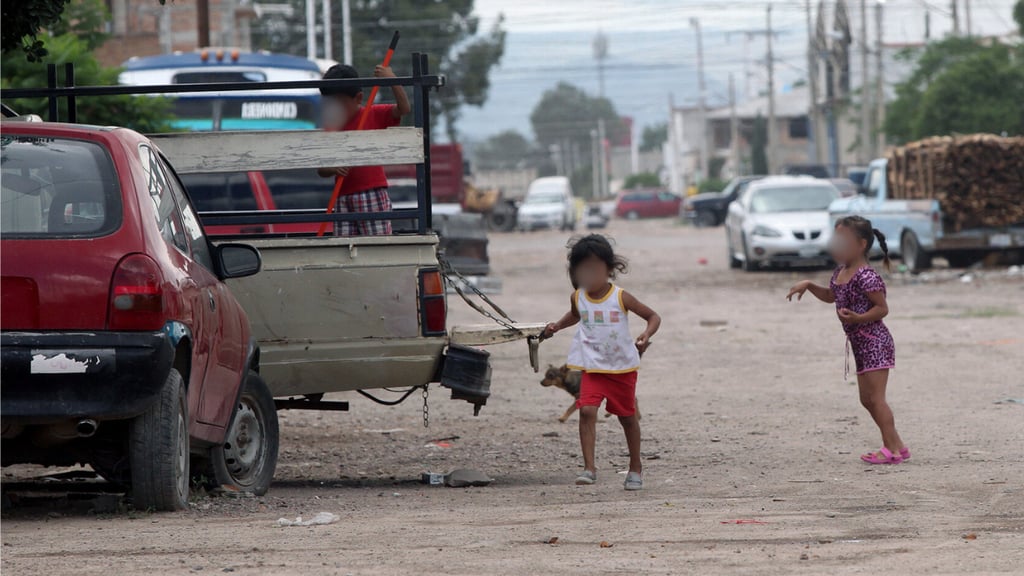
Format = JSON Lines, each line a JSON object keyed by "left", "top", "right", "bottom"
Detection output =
{"left": 886, "top": 134, "right": 1024, "bottom": 231}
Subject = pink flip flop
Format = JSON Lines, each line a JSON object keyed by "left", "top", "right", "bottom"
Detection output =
{"left": 900, "top": 447, "right": 911, "bottom": 461}
{"left": 860, "top": 447, "right": 903, "bottom": 465}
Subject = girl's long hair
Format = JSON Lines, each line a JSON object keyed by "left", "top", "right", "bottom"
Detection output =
{"left": 835, "top": 215, "right": 891, "bottom": 271}
{"left": 566, "top": 234, "right": 628, "bottom": 289}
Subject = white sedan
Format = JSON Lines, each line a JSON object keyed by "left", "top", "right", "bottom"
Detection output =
{"left": 724, "top": 176, "right": 840, "bottom": 271}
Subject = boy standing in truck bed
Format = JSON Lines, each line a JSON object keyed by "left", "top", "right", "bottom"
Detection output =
{"left": 318, "top": 63, "right": 410, "bottom": 236}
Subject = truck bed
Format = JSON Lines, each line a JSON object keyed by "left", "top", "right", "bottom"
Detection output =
{"left": 221, "top": 235, "right": 445, "bottom": 397}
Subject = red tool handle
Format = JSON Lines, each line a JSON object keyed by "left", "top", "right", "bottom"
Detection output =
{"left": 316, "top": 30, "right": 400, "bottom": 237}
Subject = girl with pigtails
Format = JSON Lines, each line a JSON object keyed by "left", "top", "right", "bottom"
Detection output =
{"left": 787, "top": 216, "right": 910, "bottom": 465}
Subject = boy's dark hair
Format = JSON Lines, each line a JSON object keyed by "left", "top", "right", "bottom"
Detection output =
{"left": 835, "top": 215, "right": 891, "bottom": 271}
{"left": 320, "top": 64, "right": 362, "bottom": 98}
{"left": 567, "top": 234, "right": 628, "bottom": 289}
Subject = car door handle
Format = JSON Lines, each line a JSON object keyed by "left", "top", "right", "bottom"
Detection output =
{"left": 207, "top": 289, "right": 216, "bottom": 312}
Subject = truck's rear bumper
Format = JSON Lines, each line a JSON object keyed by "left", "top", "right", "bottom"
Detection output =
{"left": 935, "top": 227, "right": 1024, "bottom": 251}
{"left": 259, "top": 338, "right": 447, "bottom": 397}
{"left": 0, "top": 330, "right": 173, "bottom": 423}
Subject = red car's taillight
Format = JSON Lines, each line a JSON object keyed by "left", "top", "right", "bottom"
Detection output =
{"left": 108, "top": 254, "right": 165, "bottom": 331}
{"left": 419, "top": 269, "right": 446, "bottom": 337}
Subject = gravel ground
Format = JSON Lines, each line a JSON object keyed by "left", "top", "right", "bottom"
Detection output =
{"left": 3, "top": 219, "right": 1023, "bottom": 575}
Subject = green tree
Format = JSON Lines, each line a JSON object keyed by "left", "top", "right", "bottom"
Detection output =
{"left": 640, "top": 123, "right": 667, "bottom": 152}
{"left": 2, "top": 1, "right": 176, "bottom": 133}
{"left": 623, "top": 172, "right": 661, "bottom": 189}
{"left": 529, "top": 82, "right": 624, "bottom": 199}
{"left": 1, "top": 0, "right": 71, "bottom": 61}
{"left": 530, "top": 82, "right": 624, "bottom": 152}
{"left": 750, "top": 114, "right": 768, "bottom": 175}
{"left": 885, "top": 38, "right": 1024, "bottom": 142}
{"left": 1, "top": 0, "right": 170, "bottom": 61}
{"left": 1015, "top": 0, "right": 1024, "bottom": 32}
{"left": 473, "top": 130, "right": 541, "bottom": 171}
{"left": 250, "top": 0, "right": 505, "bottom": 141}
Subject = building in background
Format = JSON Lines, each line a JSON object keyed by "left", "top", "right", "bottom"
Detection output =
{"left": 663, "top": 105, "right": 702, "bottom": 194}
{"left": 707, "top": 86, "right": 813, "bottom": 177}
{"left": 97, "top": 0, "right": 257, "bottom": 67}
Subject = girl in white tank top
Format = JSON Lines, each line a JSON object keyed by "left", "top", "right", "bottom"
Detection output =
{"left": 567, "top": 285, "right": 641, "bottom": 373}
{"left": 542, "top": 235, "right": 661, "bottom": 490}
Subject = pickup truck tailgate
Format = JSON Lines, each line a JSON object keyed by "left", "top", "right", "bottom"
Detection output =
{"left": 221, "top": 235, "right": 446, "bottom": 397}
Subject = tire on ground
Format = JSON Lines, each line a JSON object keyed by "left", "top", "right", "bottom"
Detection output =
{"left": 209, "top": 371, "right": 279, "bottom": 496}
{"left": 130, "top": 368, "right": 189, "bottom": 511}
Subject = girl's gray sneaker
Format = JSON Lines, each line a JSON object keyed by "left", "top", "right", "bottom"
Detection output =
{"left": 624, "top": 471, "right": 643, "bottom": 491}
{"left": 575, "top": 470, "right": 596, "bottom": 485}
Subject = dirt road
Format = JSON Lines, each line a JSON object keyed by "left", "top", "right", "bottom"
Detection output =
{"left": 3, "top": 220, "right": 1023, "bottom": 575}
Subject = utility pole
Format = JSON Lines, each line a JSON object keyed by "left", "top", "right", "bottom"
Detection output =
{"left": 630, "top": 120, "right": 640, "bottom": 174}
{"left": 597, "top": 118, "right": 608, "bottom": 197}
{"left": 591, "top": 128, "right": 600, "bottom": 199}
{"left": 197, "top": 0, "right": 211, "bottom": 47}
{"left": 668, "top": 94, "right": 683, "bottom": 194}
{"left": 691, "top": 18, "right": 709, "bottom": 184}
{"left": 306, "top": 0, "right": 317, "bottom": 59}
{"left": 951, "top": 0, "right": 960, "bottom": 36}
{"left": 342, "top": 0, "right": 353, "bottom": 65}
{"left": 804, "top": 0, "right": 821, "bottom": 164}
{"left": 593, "top": 31, "right": 609, "bottom": 99}
{"left": 859, "top": 0, "right": 871, "bottom": 161}
{"left": 964, "top": 0, "right": 972, "bottom": 37}
{"left": 766, "top": 4, "right": 777, "bottom": 175}
{"left": 875, "top": 0, "right": 886, "bottom": 156}
{"left": 323, "top": 0, "right": 333, "bottom": 60}
{"left": 729, "top": 73, "right": 740, "bottom": 176}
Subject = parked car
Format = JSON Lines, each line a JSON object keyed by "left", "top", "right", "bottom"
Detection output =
{"left": 615, "top": 189, "right": 682, "bottom": 220}
{"left": 0, "top": 121, "right": 277, "bottom": 510}
{"left": 517, "top": 176, "right": 577, "bottom": 231}
{"left": 781, "top": 164, "right": 831, "bottom": 179}
{"left": 681, "top": 176, "right": 763, "bottom": 227}
{"left": 725, "top": 176, "right": 840, "bottom": 271}
{"left": 584, "top": 204, "right": 609, "bottom": 229}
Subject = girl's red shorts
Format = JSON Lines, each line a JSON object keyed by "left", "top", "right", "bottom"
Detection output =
{"left": 576, "top": 370, "right": 638, "bottom": 417}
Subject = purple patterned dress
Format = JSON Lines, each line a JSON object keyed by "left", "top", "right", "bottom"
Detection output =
{"left": 830, "top": 266, "right": 895, "bottom": 375}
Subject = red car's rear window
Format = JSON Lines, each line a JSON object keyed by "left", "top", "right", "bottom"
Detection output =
{"left": 1, "top": 134, "right": 122, "bottom": 238}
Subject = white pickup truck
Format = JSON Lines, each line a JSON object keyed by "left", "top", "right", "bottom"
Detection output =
{"left": 830, "top": 155, "right": 1024, "bottom": 271}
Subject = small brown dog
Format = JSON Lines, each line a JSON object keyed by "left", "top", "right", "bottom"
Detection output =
{"left": 540, "top": 364, "right": 640, "bottom": 422}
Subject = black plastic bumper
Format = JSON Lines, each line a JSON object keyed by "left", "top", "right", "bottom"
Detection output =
{"left": 0, "top": 330, "right": 174, "bottom": 424}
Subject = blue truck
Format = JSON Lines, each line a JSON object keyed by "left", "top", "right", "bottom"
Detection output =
{"left": 830, "top": 138, "right": 1024, "bottom": 272}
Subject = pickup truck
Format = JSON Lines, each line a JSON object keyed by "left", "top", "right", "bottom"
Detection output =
{"left": 141, "top": 59, "right": 542, "bottom": 415}
{"left": 831, "top": 152, "right": 1024, "bottom": 271}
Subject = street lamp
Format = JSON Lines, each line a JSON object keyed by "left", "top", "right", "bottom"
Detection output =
{"left": 690, "top": 18, "right": 708, "bottom": 184}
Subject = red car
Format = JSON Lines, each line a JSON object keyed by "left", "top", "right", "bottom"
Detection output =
{"left": 0, "top": 121, "right": 278, "bottom": 510}
{"left": 615, "top": 189, "right": 683, "bottom": 219}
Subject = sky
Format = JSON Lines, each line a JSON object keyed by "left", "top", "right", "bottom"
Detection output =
{"left": 455, "top": 0, "right": 1021, "bottom": 142}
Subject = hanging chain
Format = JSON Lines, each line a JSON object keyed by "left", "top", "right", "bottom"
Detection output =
{"left": 441, "top": 258, "right": 522, "bottom": 334}
{"left": 422, "top": 385, "right": 429, "bottom": 428}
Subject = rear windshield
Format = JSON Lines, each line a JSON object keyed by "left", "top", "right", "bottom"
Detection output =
{"left": 181, "top": 169, "right": 338, "bottom": 213}
{"left": 749, "top": 185, "right": 838, "bottom": 213}
{"left": 263, "top": 169, "right": 334, "bottom": 210}
{"left": 180, "top": 172, "right": 259, "bottom": 211}
{"left": 622, "top": 192, "right": 655, "bottom": 202}
{"left": 1, "top": 135, "right": 121, "bottom": 238}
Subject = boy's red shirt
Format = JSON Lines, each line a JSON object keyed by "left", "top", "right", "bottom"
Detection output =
{"left": 338, "top": 104, "right": 399, "bottom": 196}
